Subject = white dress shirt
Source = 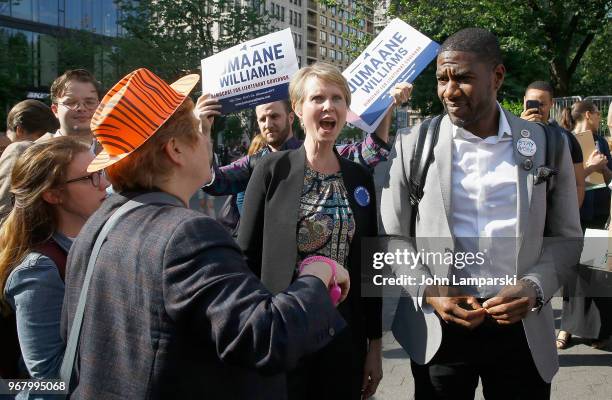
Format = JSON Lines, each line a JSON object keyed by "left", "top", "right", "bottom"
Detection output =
{"left": 450, "top": 104, "right": 518, "bottom": 297}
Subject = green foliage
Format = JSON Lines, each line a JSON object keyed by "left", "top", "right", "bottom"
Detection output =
{"left": 0, "top": 29, "right": 31, "bottom": 131}
{"left": 223, "top": 115, "right": 244, "bottom": 145}
{"left": 114, "top": 0, "right": 274, "bottom": 81}
{"left": 386, "top": 0, "right": 611, "bottom": 113}
{"left": 500, "top": 99, "right": 523, "bottom": 117}
{"left": 114, "top": 0, "right": 275, "bottom": 139}
{"left": 574, "top": 22, "right": 612, "bottom": 97}
{"left": 339, "top": 124, "right": 365, "bottom": 142}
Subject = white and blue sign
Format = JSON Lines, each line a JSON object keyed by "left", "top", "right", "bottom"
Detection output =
{"left": 344, "top": 19, "right": 439, "bottom": 133}
{"left": 201, "top": 28, "right": 299, "bottom": 114}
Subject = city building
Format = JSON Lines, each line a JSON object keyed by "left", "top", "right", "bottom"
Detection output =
{"left": 255, "top": 0, "right": 306, "bottom": 67}
{"left": 256, "top": 0, "right": 373, "bottom": 69}
{"left": 305, "top": 0, "right": 373, "bottom": 69}
{"left": 0, "top": 0, "right": 124, "bottom": 100}
{"left": 374, "top": 0, "right": 390, "bottom": 35}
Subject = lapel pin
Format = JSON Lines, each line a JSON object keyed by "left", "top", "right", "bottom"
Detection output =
{"left": 354, "top": 186, "right": 370, "bottom": 207}
{"left": 520, "top": 129, "right": 531, "bottom": 138}
{"left": 522, "top": 159, "right": 533, "bottom": 171}
{"left": 517, "top": 138, "right": 537, "bottom": 157}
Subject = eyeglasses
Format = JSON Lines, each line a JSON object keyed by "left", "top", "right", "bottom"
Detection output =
{"left": 64, "top": 171, "right": 104, "bottom": 188}
{"left": 57, "top": 99, "right": 99, "bottom": 110}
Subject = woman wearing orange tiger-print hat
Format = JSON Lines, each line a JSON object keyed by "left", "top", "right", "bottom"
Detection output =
{"left": 61, "top": 68, "right": 351, "bottom": 399}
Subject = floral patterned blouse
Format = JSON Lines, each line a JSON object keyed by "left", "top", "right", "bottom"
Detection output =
{"left": 296, "top": 165, "right": 356, "bottom": 270}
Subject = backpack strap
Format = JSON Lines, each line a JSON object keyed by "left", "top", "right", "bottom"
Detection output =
{"left": 59, "top": 192, "right": 183, "bottom": 397}
{"left": 33, "top": 239, "right": 67, "bottom": 282}
{"left": 409, "top": 115, "right": 443, "bottom": 237}
{"left": 536, "top": 122, "right": 564, "bottom": 236}
{"left": 537, "top": 122, "right": 562, "bottom": 194}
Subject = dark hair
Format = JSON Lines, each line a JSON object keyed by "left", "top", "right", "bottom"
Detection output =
{"left": 50, "top": 69, "right": 102, "bottom": 104}
{"left": 560, "top": 100, "right": 598, "bottom": 131}
{"left": 525, "top": 81, "right": 554, "bottom": 97}
{"left": 281, "top": 100, "right": 292, "bottom": 114}
{"left": 6, "top": 100, "right": 60, "bottom": 136}
{"left": 439, "top": 28, "right": 503, "bottom": 66}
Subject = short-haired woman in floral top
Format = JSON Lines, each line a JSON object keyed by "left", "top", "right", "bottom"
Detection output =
{"left": 238, "top": 62, "right": 412, "bottom": 400}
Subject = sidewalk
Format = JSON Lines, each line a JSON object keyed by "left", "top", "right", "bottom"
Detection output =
{"left": 375, "top": 297, "right": 612, "bottom": 400}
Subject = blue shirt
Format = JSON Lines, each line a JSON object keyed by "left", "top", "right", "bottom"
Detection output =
{"left": 4, "top": 232, "right": 71, "bottom": 380}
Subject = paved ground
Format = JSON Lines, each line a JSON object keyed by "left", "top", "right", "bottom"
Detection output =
{"left": 374, "top": 296, "right": 612, "bottom": 400}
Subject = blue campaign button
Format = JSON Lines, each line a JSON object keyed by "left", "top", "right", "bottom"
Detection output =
{"left": 354, "top": 186, "right": 371, "bottom": 207}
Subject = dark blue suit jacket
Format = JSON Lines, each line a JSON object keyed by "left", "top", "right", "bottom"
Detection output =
{"left": 61, "top": 192, "right": 345, "bottom": 399}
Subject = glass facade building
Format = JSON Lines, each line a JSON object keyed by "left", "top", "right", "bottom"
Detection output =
{"left": 0, "top": 0, "right": 124, "bottom": 94}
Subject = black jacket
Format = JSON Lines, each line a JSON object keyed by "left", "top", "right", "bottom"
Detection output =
{"left": 238, "top": 146, "right": 382, "bottom": 345}
{"left": 61, "top": 192, "right": 345, "bottom": 399}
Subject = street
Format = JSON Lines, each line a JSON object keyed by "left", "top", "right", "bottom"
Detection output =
{"left": 376, "top": 296, "right": 612, "bottom": 400}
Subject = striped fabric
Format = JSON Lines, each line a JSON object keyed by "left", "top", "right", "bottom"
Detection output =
{"left": 87, "top": 68, "right": 199, "bottom": 172}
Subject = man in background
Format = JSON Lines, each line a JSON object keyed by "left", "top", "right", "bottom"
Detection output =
{"left": 521, "top": 80, "right": 585, "bottom": 206}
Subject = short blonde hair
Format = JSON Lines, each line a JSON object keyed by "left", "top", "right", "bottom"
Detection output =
{"left": 106, "top": 99, "right": 199, "bottom": 192}
{"left": 289, "top": 62, "right": 351, "bottom": 113}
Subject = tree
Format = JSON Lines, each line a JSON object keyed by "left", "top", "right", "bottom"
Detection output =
{"left": 114, "top": 0, "right": 274, "bottom": 81}
{"left": 0, "top": 29, "right": 34, "bottom": 130}
{"left": 573, "top": 20, "right": 612, "bottom": 96}
{"left": 338, "top": 125, "right": 365, "bottom": 142}
{"left": 223, "top": 115, "right": 244, "bottom": 146}
{"left": 382, "top": 0, "right": 611, "bottom": 114}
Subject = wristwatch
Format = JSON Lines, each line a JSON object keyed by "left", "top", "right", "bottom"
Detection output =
{"left": 520, "top": 278, "right": 544, "bottom": 312}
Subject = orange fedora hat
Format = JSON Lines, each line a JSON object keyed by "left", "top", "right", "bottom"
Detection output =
{"left": 87, "top": 68, "right": 200, "bottom": 172}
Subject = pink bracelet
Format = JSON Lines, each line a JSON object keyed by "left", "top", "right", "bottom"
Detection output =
{"left": 299, "top": 255, "right": 342, "bottom": 305}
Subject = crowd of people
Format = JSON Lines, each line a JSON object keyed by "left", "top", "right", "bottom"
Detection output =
{"left": 0, "top": 26, "right": 610, "bottom": 400}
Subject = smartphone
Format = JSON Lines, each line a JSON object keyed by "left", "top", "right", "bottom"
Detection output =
{"left": 526, "top": 100, "right": 541, "bottom": 110}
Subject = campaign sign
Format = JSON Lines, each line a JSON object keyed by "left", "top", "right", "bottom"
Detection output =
{"left": 344, "top": 19, "right": 439, "bottom": 133}
{"left": 201, "top": 28, "right": 298, "bottom": 113}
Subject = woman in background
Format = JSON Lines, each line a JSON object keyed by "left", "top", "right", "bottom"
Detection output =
{"left": 558, "top": 100, "right": 611, "bottom": 350}
{"left": 0, "top": 100, "right": 60, "bottom": 221}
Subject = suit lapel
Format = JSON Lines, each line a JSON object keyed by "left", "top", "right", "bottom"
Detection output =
{"left": 433, "top": 116, "right": 453, "bottom": 233}
{"left": 262, "top": 147, "right": 306, "bottom": 294}
{"left": 508, "top": 110, "right": 537, "bottom": 242}
{"left": 338, "top": 155, "right": 369, "bottom": 239}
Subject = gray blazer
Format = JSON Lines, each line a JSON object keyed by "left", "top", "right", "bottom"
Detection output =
{"left": 61, "top": 192, "right": 345, "bottom": 399}
{"left": 380, "top": 110, "right": 583, "bottom": 383}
